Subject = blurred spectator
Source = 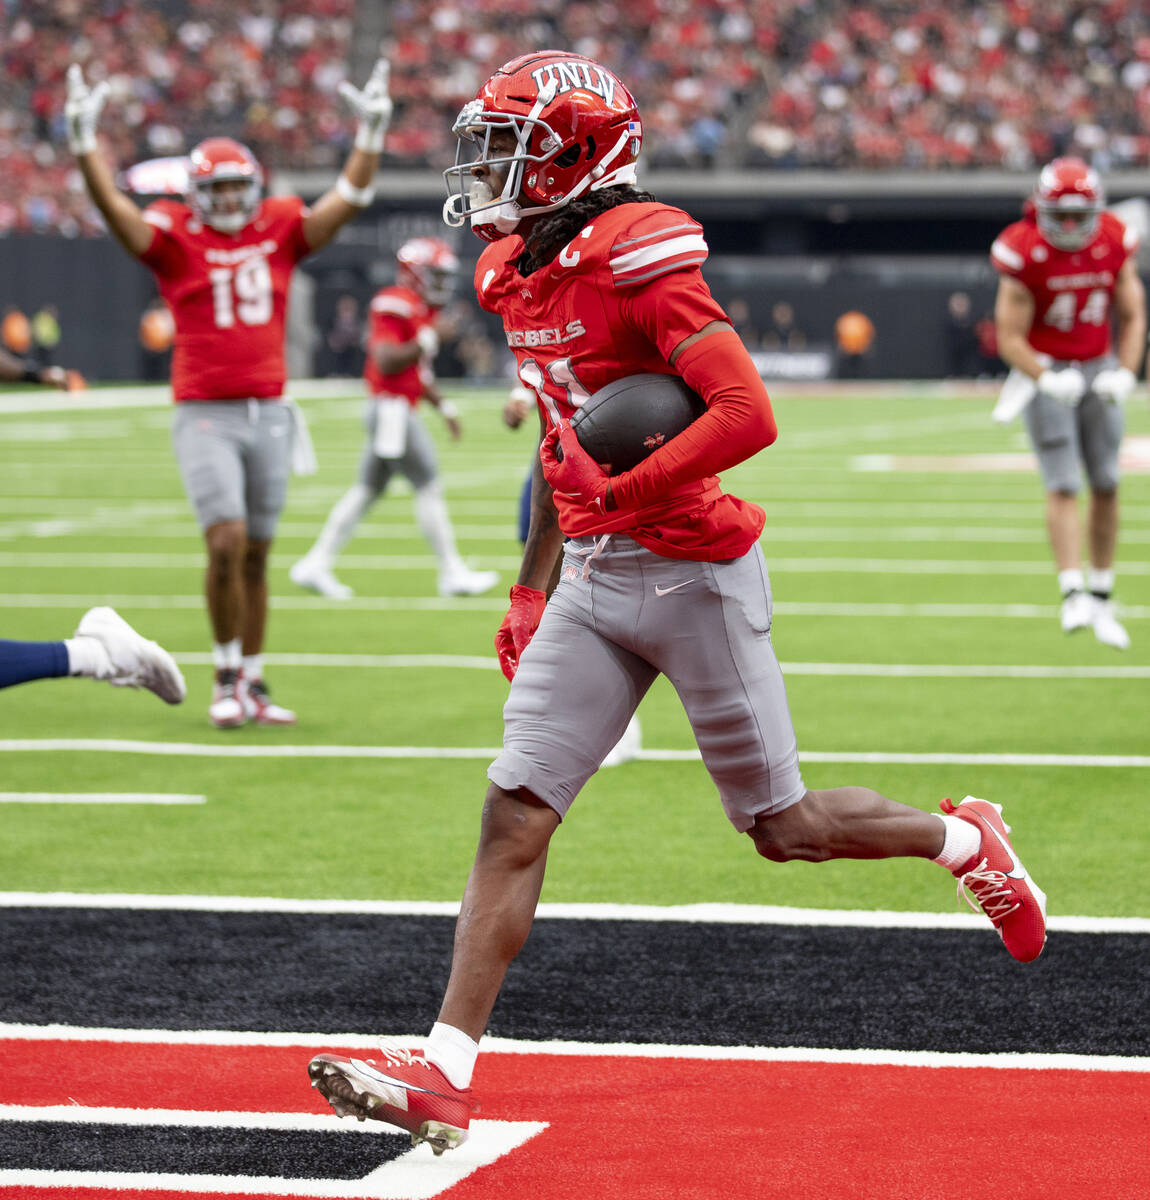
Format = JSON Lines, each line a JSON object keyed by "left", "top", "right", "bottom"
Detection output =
{"left": 323, "top": 292, "right": 364, "bottom": 377}
{"left": 30, "top": 303, "right": 61, "bottom": 366}
{"left": 834, "top": 309, "right": 876, "bottom": 379}
{"left": 762, "top": 300, "right": 807, "bottom": 350}
{"left": 726, "top": 296, "right": 760, "bottom": 350}
{"left": 1, "top": 307, "right": 31, "bottom": 355}
{"left": 138, "top": 295, "right": 174, "bottom": 381}
{"left": 944, "top": 290, "right": 982, "bottom": 378}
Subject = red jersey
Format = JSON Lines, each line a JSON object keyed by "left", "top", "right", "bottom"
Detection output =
{"left": 990, "top": 210, "right": 1137, "bottom": 362}
{"left": 138, "top": 196, "right": 311, "bottom": 402}
{"left": 363, "top": 284, "right": 431, "bottom": 404}
{"left": 476, "top": 201, "right": 765, "bottom": 560}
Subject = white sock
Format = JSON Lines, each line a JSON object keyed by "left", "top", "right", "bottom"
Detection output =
{"left": 213, "top": 639, "right": 242, "bottom": 671}
{"left": 241, "top": 654, "right": 263, "bottom": 682}
{"left": 931, "top": 813, "right": 981, "bottom": 872}
{"left": 1088, "top": 567, "right": 1115, "bottom": 596}
{"left": 310, "top": 483, "right": 374, "bottom": 566}
{"left": 1057, "top": 567, "right": 1085, "bottom": 596}
{"left": 424, "top": 1021, "right": 479, "bottom": 1090}
{"left": 65, "top": 636, "right": 113, "bottom": 679}
{"left": 414, "top": 481, "right": 464, "bottom": 575}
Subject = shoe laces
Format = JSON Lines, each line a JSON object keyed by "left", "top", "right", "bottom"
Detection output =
{"left": 246, "top": 679, "right": 269, "bottom": 702}
{"left": 215, "top": 667, "right": 239, "bottom": 697}
{"left": 956, "top": 857, "right": 1021, "bottom": 924}
{"left": 377, "top": 1045, "right": 432, "bottom": 1072}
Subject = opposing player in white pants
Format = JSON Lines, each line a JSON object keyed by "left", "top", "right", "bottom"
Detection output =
{"left": 292, "top": 238, "right": 498, "bottom": 601}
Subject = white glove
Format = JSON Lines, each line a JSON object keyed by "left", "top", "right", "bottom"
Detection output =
{"left": 64, "top": 64, "right": 109, "bottom": 155}
{"left": 338, "top": 58, "right": 393, "bottom": 154}
{"left": 1091, "top": 366, "right": 1137, "bottom": 406}
{"left": 1037, "top": 367, "right": 1087, "bottom": 408}
{"left": 415, "top": 323, "right": 440, "bottom": 361}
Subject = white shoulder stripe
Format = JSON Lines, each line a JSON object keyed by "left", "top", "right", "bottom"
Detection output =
{"left": 371, "top": 295, "right": 415, "bottom": 317}
{"left": 1123, "top": 223, "right": 1140, "bottom": 253}
{"left": 610, "top": 233, "right": 709, "bottom": 276}
{"left": 143, "top": 210, "right": 173, "bottom": 231}
{"left": 990, "top": 238, "right": 1024, "bottom": 270}
{"left": 612, "top": 223, "right": 701, "bottom": 251}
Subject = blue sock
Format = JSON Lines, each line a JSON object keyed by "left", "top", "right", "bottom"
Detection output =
{"left": 0, "top": 640, "right": 69, "bottom": 688}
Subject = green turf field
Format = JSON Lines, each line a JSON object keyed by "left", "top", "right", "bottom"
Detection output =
{"left": 1, "top": 381, "right": 1147, "bottom": 915}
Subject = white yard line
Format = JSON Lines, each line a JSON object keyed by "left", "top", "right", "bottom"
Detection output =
{"left": 0, "top": 740, "right": 1147, "bottom": 768}
{"left": 0, "top": 893, "right": 1143, "bottom": 935}
{"left": 0, "top": 793, "right": 204, "bottom": 805}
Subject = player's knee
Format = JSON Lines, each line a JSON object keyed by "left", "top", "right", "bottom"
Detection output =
{"left": 748, "top": 791, "right": 835, "bottom": 863}
{"left": 204, "top": 521, "right": 246, "bottom": 570}
{"left": 476, "top": 783, "right": 557, "bottom": 866}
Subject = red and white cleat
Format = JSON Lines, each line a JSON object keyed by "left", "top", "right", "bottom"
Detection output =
{"left": 209, "top": 667, "right": 246, "bottom": 728}
{"left": 241, "top": 676, "right": 297, "bottom": 726}
{"left": 308, "top": 1048, "right": 475, "bottom": 1155}
{"left": 942, "top": 796, "right": 1047, "bottom": 963}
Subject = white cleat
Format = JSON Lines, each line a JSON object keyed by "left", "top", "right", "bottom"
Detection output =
{"left": 1060, "top": 590, "right": 1095, "bottom": 634}
{"left": 73, "top": 606, "right": 186, "bottom": 705}
{"left": 438, "top": 567, "right": 499, "bottom": 598}
{"left": 241, "top": 676, "right": 298, "bottom": 726}
{"left": 601, "top": 715, "right": 642, "bottom": 768}
{"left": 290, "top": 557, "right": 353, "bottom": 600}
{"left": 209, "top": 668, "right": 246, "bottom": 728}
{"left": 1092, "top": 598, "right": 1131, "bottom": 650}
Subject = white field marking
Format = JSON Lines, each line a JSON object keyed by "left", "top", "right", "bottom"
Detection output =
{"left": 0, "top": 1117, "right": 546, "bottom": 1200}
{"left": 4, "top": 593, "right": 1149, "bottom": 620}
{"left": 1, "top": 740, "right": 1148, "bottom": 769}
{"left": 0, "top": 1023, "right": 1143, "bottom": 1073}
{"left": 0, "top": 793, "right": 204, "bottom": 805}
{"left": 0, "top": 894, "right": 1143, "bottom": 935}
{"left": 165, "top": 652, "right": 1150, "bottom": 681}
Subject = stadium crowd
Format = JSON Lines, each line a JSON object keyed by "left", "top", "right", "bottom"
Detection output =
{"left": 3, "top": 1, "right": 1150, "bottom": 235}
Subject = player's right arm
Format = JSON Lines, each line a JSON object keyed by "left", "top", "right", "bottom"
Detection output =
{"left": 65, "top": 65, "right": 153, "bottom": 258}
{"left": 993, "top": 275, "right": 1044, "bottom": 378}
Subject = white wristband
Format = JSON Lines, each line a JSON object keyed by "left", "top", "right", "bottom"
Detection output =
{"left": 336, "top": 173, "right": 375, "bottom": 208}
{"left": 439, "top": 401, "right": 460, "bottom": 420}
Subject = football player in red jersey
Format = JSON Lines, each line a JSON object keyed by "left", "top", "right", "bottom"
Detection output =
{"left": 308, "top": 53, "right": 1048, "bottom": 1152}
{"left": 64, "top": 60, "right": 393, "bottom": 727}
{"left": 991, "top": 158, "right": 1146, "bottom": 649}
{"left": 290, "top": 237, "right": 498, "bottom": 600}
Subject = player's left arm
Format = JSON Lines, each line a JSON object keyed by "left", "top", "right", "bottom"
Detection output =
{"left": 301, "top": 59, "right": 392, "bottom": 252}
{"left": 1111, "top": 257, "right": 1147, "bottom": 376}
{"left": 608, "top": 306, "right": 778, "bottom": 513}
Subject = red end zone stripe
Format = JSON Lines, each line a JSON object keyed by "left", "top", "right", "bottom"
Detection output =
{"left": 2, "top": 1039, "right": 1147, "bottom": 1200}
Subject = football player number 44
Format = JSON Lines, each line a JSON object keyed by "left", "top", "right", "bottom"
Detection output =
{"left": 208, "top": 257, "right": 273, "bottom": 329}
{"left": 1042, "top": 287, "right": 1108, "bottom": 332}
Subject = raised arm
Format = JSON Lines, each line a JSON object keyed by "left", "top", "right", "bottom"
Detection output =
{"left": 302, "top": 59, "right": 392, "bottom": 252}
{"left": 65, "top": 65, "right": 153, "bottom": 259}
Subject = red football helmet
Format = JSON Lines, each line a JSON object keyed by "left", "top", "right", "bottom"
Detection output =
{"left": 187, "top": 138, "right": 263, "bottom": 233}
{"left": 1033, "top": 157, "right": 1104, "bottom": 251}
{"left": 396, "top": 236, "right": 459, "bottom": 306}
{"left": 443, "top": 51, "right": 642, "bottom": 242}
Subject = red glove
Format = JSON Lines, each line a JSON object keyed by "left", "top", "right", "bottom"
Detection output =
{"left": 494, "top": 584, "right": 547, "bottom": 681}
{"left": 540, "top": 420, "right": 613, "bottom": 515}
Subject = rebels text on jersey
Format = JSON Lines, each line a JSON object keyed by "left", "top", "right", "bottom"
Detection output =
{"left": 364, "top": 284, "right": 432, "bottom": 405}
{"left": 139, "top": 197, "right": 311, "bottom": 402}
{"left": 476, "top": 201, "right": 765, "bottom": 559}
{"left": 990, "top": 210, "right": 1137, "bottom": 361}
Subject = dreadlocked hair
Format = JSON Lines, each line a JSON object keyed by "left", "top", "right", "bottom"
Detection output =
{"left": 518, "top": 187, "right": 659, "bottom": 274}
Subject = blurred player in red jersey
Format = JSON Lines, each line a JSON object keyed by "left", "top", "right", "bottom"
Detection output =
{"left": 307, "top": 52, "right": 1049, "bottom": 1152}
{"left": 64, "top": 60, "right": 393, "bottom": 727}
{"left": 290, "top": 237, "right": 498, "bottom": 600}
{"left": 991, "top": 158, "right": 1146, "bottom": 649}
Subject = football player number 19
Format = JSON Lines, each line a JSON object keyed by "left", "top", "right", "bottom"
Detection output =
{"left": 518, "top": 356, "right": 591, "bottom": 425}
{"left": 208, "top": 258, "right": 273, "bottom": 329}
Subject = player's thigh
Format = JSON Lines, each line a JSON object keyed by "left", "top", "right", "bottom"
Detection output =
{"left": 650, "top": 545, "right": 805, "bottom": 830}
{"left": 1023, "top": 393, "right": 1082, "bottom": 493}
{"left": 171, "top": 403, "right": 246, "bottom": 529}
{"left": 488, "top": 582, "right": 658, "bottom": 821}
{"left": 1077, "top": 392, "right": 1124, "bottom": 492}
{"left": 243, "top": 403, "right": 293, "bottom": 540}
{"left": 400, "top": 414, "right": 439, "bottom": 490}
